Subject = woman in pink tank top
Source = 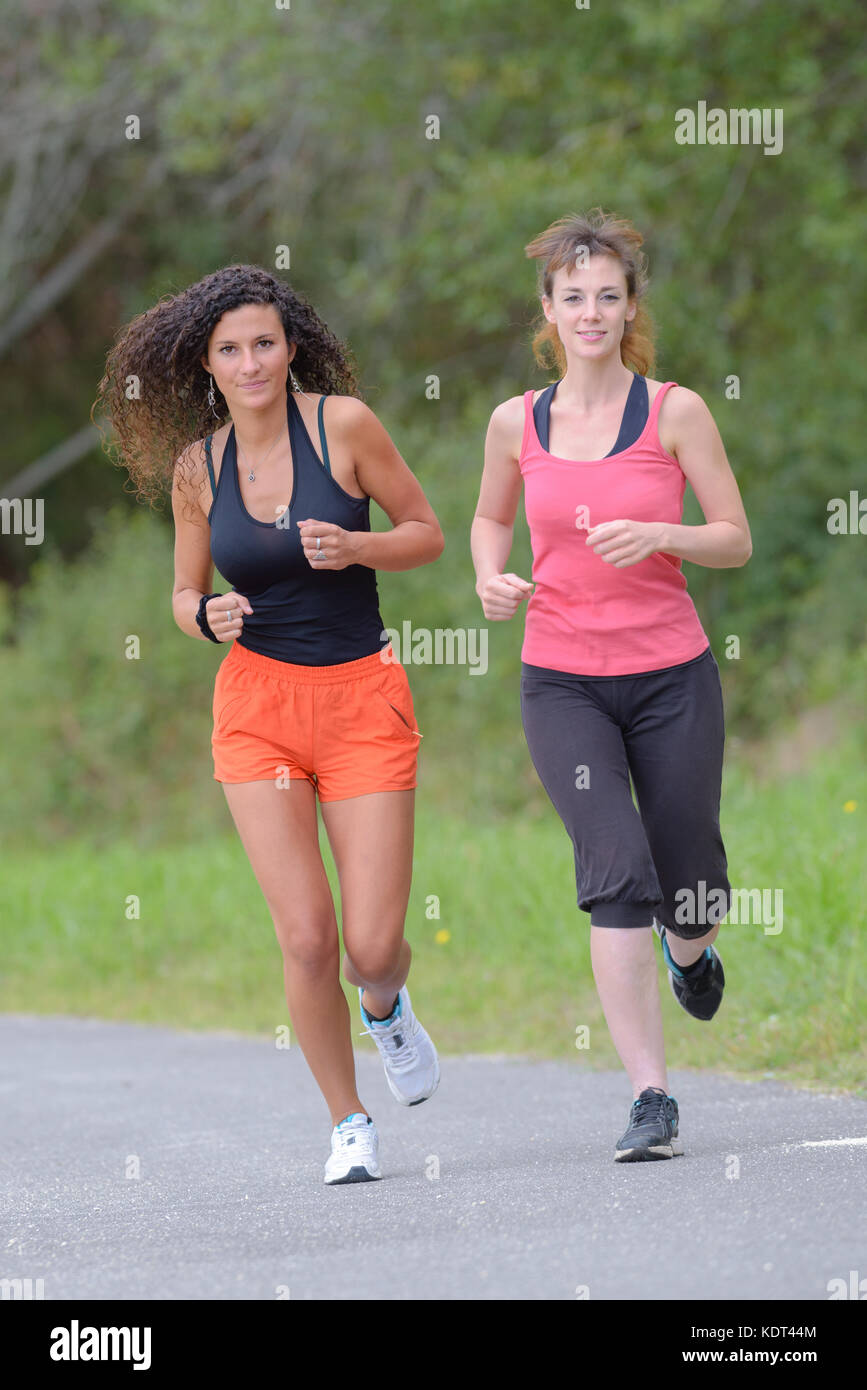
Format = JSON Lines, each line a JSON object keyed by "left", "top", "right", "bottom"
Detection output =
{"left": 471, "top": 209, "right": 752, "bottom": 1163}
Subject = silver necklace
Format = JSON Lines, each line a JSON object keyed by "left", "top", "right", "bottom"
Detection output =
{"left": 236, "top": 426, "right": 286, "bottom": 483}
{"left": 235, "top": 379, "right": 313, "bottom": 481}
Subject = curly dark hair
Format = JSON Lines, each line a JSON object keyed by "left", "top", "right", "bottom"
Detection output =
{"left": 91, "top": 264, "right": 363, "bottom": 520}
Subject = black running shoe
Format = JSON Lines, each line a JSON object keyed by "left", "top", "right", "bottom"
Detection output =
{"left": 654, "top": 920, "right": 725, "bottom": 1022}
{"left": 615, "top": 1086, "right": 684, "bottom": 1162}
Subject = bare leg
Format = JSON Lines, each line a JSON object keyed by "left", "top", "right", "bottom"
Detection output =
{"left": 590, "top": 925, "right": 669, "bottom": 1099}
{"left": 319, "top": 789, "right": 415, "bottom": 1019}
{"left": 221, "top": 777, "right": 366, "bottom": 1128}
{"left": 664, "top": 921, "right": 721, "bottom": 969}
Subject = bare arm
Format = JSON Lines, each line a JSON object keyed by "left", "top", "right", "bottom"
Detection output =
{"left": 170, "top": 443, "right": 251, "bottom": 642}
{"left": 471, "top": 397, "right": 534, "bottom": 619}
{"left": 587, "top": 387, "right": 752, "bottom": 569}
{"left": 296, "top": 398, "right": 444, "bottom": 572}
{"left": 659, "top": 387, "right": 752, "bottom": 566}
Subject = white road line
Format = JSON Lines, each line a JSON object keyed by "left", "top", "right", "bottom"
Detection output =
{"left": 795, "top": 1137, "right": 867, "bottom": 1148}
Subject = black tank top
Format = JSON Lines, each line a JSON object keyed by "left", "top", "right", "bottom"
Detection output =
{"left": 206, "top": 393, "right": 386, "bottom": 665}
{"left": 533, "top": 373, "right": 648, "bottom": 455}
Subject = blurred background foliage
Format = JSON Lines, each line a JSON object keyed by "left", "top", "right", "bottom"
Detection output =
{"left": 1, "top": 0, "right": 865, "bottom": 847}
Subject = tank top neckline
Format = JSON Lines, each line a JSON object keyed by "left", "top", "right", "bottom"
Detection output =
{"left": 528, "top": 375, "right": 671, "bottom": 466}
{"left": 226, "top": 394, "right": 306, "bottom": 529}
{"left": 224, "top": 393, "right": 368, "bottom": 528}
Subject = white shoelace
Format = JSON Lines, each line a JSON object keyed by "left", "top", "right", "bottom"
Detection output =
{"left": 333, "top": 1118, "right": 374, "bottom": 1154}
{"left": 359, "top": 1014, "right": 420, "bottom": 1073}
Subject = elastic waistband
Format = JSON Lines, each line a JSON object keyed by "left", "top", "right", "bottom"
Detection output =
{"left": 226, "top": 640, "right": 395, "bottom": 685}
{"left": 521, "top": 644, "right": 712, "bottom": 683}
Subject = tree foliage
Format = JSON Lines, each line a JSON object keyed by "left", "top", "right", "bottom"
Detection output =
{"left": 1, "top": 0, "right": 864, "bottom": 833}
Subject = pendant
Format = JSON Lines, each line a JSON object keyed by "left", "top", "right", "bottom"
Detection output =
{"left": 248, "top": 471, "right": 255, "bottom": 482}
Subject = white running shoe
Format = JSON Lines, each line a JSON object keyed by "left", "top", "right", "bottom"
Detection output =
{"left": 323, "top": 1112, "right": 382, "bottom": 1185}
{"left": 358, "top": 986, "right": 440, "bottom": 1106}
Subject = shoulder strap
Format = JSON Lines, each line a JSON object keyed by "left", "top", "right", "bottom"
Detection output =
{"left": 648, "top": 381, "right": 679, "bottom": 459}
{"left": 532, "top": 380, "right": 559, "bottom": 454}
{"left": 649, "top": 380, "right": 678, "bottom": 422}
{"left": 203, "top": 435, "right": 217, "bottom": 501}
{"left": 606, "top": 373, "right": 648, "bottom": 456}
{"left": 317, "top": 395, "right": 332, "bottom": 476}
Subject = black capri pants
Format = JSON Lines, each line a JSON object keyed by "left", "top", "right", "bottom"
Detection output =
{"left": 520, "top": 645, "right": 731, "bottom": 939}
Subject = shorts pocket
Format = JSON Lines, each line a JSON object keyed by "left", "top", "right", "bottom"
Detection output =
{"left": 213, "top": 690, "right": 251, "bottom": 739}
{"left": 374, "top": 668, "right": 422, "bottom": 740}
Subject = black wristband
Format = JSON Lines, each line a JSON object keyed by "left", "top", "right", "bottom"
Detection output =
{"left": 195, "top": 592, "right": 224, "bottom": 643}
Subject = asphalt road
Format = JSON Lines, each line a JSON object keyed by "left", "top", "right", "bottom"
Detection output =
{"left": 1, "top": 1015, "right": 865, "bottom": 1301}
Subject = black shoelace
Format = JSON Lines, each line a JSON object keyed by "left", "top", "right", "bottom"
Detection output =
{"left": 631, "top": 1087, "right": 671, "bottom": 1127}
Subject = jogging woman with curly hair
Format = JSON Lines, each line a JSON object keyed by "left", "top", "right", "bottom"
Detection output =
{"left": 93, "top": 264, "right": 443, "bottom": 1184}
{"left": 472, "top": 210, "right": 751, "bottom": 1162}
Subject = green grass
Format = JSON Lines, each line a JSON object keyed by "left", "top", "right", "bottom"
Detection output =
{"left": 2, "top": 732, "right": 864, "bottom": 1096}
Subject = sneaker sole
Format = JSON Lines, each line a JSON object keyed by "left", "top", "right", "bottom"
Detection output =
{"left": 615, "top": 1138, "right": 685, "bottom": 1162}
{"left": 324, "top": 1164, "right": 382, "bottom": 1185}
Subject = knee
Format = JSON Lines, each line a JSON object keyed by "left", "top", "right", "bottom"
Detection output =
{"left": 273, "top": 916, "right": 339, "bottom": 976}
{"left": 343, "top": 934, "right": 405, "bottom": 987}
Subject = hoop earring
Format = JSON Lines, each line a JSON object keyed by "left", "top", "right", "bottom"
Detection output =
{"left": 206, "top": 373, "right": 220, "bottom": 419}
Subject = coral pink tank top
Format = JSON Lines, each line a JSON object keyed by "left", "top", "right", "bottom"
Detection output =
{"left": 518, "top": 380, "right": 709, "bottom": 676}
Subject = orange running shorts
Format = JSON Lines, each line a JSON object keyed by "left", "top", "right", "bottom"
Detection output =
{"left": 211, "top": 641, "right": 421, "bottom": 799}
